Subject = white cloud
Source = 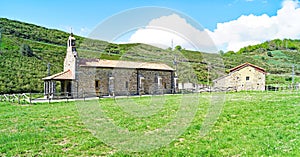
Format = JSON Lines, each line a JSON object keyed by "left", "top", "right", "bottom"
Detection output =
{"left": 79, "top": 27, "right": 91, "bottom": 37}
{"left": 128, "top": 0, "right": 300, "bottom": 52}
{"left": 58, "top": 25, "right": 91, "bottom": 37}
{"left": 130, "top": 28, "right": 192, "bottom": 49}
{"left": 207, "top": 0, "right": 300, "bottom": 51}
{"left": 128, "top": 14, "right": 217, "bottom": 52}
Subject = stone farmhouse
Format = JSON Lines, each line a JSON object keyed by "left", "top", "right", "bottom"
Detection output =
{"left": 213, "top": 62, "right": 266, "bottom": 91}
{"left": 42, "top": 34, "right": 177, "bottom": 98}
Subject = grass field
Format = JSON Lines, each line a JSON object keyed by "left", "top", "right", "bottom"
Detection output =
{"left": 0, "top": 91, "right": 299, "bottom": 156}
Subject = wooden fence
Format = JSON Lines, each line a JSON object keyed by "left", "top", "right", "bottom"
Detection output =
{"left": 0, "top": 93, "right": 31, "bottom": 104}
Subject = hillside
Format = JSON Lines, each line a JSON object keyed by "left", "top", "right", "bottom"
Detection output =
{"left": 0, "top": 18, "right": 215, "bottom": 94}
{"left": 1, "top": 18, "right": 300, "bottom": 94}
{"left": 222, "top": 39, "right": 300, "bottom": 85}
{"left": 227, "top": 39, "right": 300, "bottom": 74}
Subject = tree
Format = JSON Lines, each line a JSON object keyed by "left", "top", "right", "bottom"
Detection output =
{"left": 224, "top": 50, "right": 235, "bottom": 56}
{"left": 267, "top": 51, "right": 273, "bottom": 57}
{"left": 175, "top": 45, "right": 182, "bottom": 51}
{"left": 20, "top": 43, "right": 34, "bottom": 57}
{"left": 166, "top": 47, "right": 172, "bottom": 51}
{"left": 218, "top": 50, "right": 224, "bottom": 55}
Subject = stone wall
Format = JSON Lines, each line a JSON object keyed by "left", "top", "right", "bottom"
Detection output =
{"left": 76, "top": 67, "right": 97, "bottom": 97}
{"left": 232, "top": 66, "right": 265, "bottom": 91}
{"left": 214, "top": 66, "right": 266, "bottom": 91}
{"left": 111, "top": 68, "right": 137, "bottom": 96}
{"left": 74, "top": 67, "right": 174, "bottom": 97}
{"left": 139, "top": 70, "right": 173, "bottom": 94}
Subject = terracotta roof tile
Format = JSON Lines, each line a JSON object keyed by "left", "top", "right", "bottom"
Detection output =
{"left": 229, "top": 62, "right": 266, "bottom": 74}
{"left": 42, "top": 70, "right": 73, "bottom": 80}
{"left": 79, "top": 59, "right": 174, "bottom": 71}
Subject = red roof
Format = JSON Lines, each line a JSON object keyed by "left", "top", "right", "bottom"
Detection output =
{"left": 229, "top": 62, "right": 266, "bottom": 74}
{"left": 42, "top": 70, "right": 74, "bottom": 80}
{"left": 79, "top": 59, "right": 174, "bottom": 71}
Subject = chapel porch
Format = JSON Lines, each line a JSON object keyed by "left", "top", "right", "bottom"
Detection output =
{"left": 42, "top": 70, "right": 74, "bottom": 99}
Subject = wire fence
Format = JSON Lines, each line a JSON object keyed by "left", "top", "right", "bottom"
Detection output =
{"left": 1, "top": 84, "right": 300, "bottom": 104}
{"left": 0, "top": 89, "right": 176, "bottom": 104}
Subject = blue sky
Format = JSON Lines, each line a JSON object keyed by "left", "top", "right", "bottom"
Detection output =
{"left": 1, "top": 0, "right": 282, "bottom": 31}
{"left": 1, "top": 0, "right": 299, "bottom": 52}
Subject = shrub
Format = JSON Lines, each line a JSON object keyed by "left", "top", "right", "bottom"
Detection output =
{"left": 267, "top": 51, "right": 273, "bottom": 57}
{"left": 20, "top": 43, "right": 34, "bottom": 57}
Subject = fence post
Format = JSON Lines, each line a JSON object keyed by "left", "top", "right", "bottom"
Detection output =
{"left": 67, "top": 92, "right": 69, "bottom": 103}
{"left": 29, "top": 92, "right": 32, "bottom": 105}
{"left": 18, "top": 94, "right": 20, "bottom": 104}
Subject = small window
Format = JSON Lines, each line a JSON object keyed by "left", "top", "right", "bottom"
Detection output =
{"left": 125, "top": 81, "right": 128, "bottom": 89}
{"left": 71, "top": 40, "right": 75, "bottom": 46}
{"left": 157, "top": 77, "right": 162, "bottom": 86}
{"left": 95, "top": 80, "right": 100, "bottom": 88}
{"left": 154, "top": 76, "right": 162, "bottom": 86}
{"left": 246, "top": 76, "right": 250, "bottom": 81}
{"left": 174, "top": 78, "right": 178, "bottom": 88}
{"left": 139, "top": 76, "right": 144, "bottom": 88}
{"left": 109, "top": 77, "right": 114, "bottom": 91}
{"left": 163, "top": 82, "right": 167, "bottom": 89}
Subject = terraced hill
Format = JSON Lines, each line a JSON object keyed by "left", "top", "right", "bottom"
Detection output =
{"left": 1, "top": 17, "right": 300, "bottom": 93}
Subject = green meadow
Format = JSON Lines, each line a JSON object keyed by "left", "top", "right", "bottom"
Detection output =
{"left": 0, "top": 91, "right": 299, "bottom": 156}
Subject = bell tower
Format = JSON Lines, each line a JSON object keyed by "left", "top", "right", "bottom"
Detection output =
{"left": 64, "top": 32, "right": 78, "bottom": 78}
{"left": 67, "top": 33, "right": 77, "bottom": 56}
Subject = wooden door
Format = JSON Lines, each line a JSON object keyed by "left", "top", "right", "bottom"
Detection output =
{"left": 95, "top": 80, "right": 100, "bottom": 96}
